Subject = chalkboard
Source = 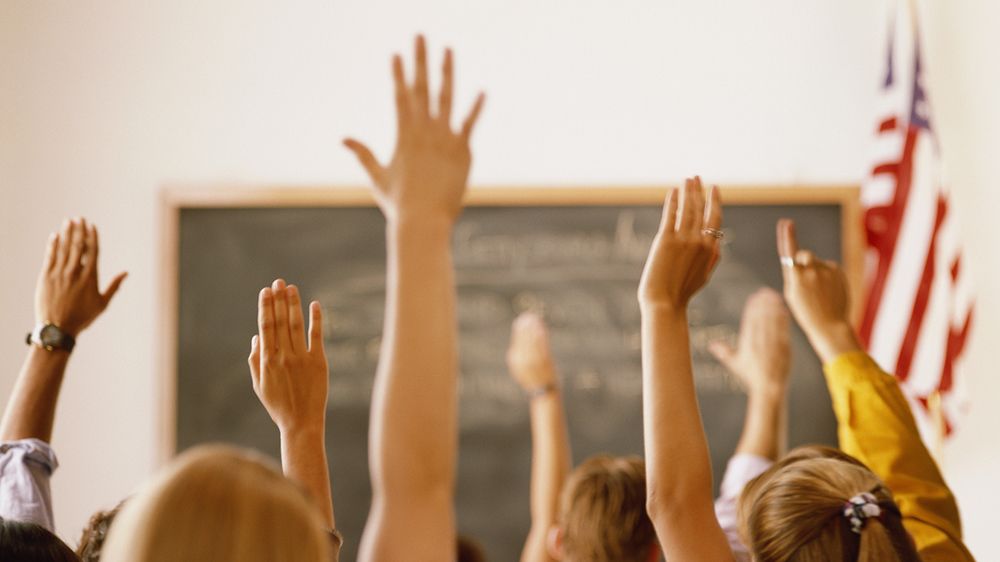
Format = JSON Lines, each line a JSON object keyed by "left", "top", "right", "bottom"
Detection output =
{"left": 162, "top": 186, "right": 861, "bottom": 562}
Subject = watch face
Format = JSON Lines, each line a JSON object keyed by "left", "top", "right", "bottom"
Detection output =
{"left": 40, "top": 325, "right": 63, "bottom": 347}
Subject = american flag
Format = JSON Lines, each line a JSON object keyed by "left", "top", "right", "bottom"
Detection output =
{"left": 860, "top": 0, "right": 974, "bottom": 444}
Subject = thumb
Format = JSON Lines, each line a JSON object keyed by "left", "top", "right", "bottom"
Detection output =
{"left": 460, "top": 92, "right": 486, "bottom": 141}
{"left": 343, "top": 138, "right": 386, "bottom": 185}
{"left": 508, "top": 315, "right": 527, "bottom": 351}
{"left": 101, "top": 272, "right": 128, "bottom": 305}
{"left": 248, "top": 335, "right": 261, "bottom": 393}
{"left": 708, "top": 340, "right": 738, "bottom": 371}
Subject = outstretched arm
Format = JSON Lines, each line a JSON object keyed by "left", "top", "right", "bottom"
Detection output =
{"left": 345, "top": 35, "right": 485, "bottom": 562}
{"left": 776, "top": 220, "right": 973, "bottom": 561}
{"left": 248, "top": 280, "right": 335, "bottom": 531}
{"left": 638, "top": 178, "right": 733, "bottom": 561}
{"left": 506, "top": 313, "right": 571, "bottom": 562}
{"left": 1, "top": 219, "right": 125, "bottom": 532}
{"left": 1, "top": 218, "right": 126, "bottom": 442}
{"left": 709, "top": 287, "right": 791, "bottom": 461}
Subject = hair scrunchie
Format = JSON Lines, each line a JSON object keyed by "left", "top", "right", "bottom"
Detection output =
{"left": 843, "top": 492, "right": 882, "bottom": 534}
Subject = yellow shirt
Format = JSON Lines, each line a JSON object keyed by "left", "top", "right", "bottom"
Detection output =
{"left": 824, "top": 351, "right": 975, "bottom": 562}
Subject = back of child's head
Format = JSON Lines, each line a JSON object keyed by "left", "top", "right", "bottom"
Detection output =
{"left": 100, "top": 444, "right": 330, "bottom": 562}
{"left": 740, "top": 453, "right": 921, "bottom": 562}
{"left": 739, "top": 444, "right": 867, "bottom": 543}
{"left": 557, "top": 455, "right": 656, "bottom": 562}
{"left": 0, "top": 518, "right": 79, "bottom": 562}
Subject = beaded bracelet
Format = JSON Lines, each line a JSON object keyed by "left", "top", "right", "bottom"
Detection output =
{"left": 527, "top": 382, "right": 558, "bottom": 399}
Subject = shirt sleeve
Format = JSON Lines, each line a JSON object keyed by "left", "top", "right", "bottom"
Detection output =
{"left": 0, "top": 438, "right": 59, "bottom": 532}
{"left": 714, "top": 453, "right": 773, "bottom": 562}
{"left": 823, "top": 351, "right": 975, "bottom": 562}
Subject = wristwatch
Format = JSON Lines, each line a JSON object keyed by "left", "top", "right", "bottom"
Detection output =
{"left": 25, "top": 323, "right": 76, "bottom": 353}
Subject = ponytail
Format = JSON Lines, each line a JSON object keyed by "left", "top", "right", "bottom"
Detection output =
{"left": 740, "top": 454, "right": 922, "bottom": 562}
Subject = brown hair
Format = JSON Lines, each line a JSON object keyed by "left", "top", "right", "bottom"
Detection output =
{"left": 558, "top": 455, "right": 656, "bottom": 562}
{"left": 76, "top": 499, "right": 127, "bottom": 562}
{"left": 740, "top": 449, "right": 921, "bottom": 562}
{"left": 0, "top": 519, "right": 79, "bottom": 562}
{"left": 100, "top": 444, "right": 330, "bottom": 562}
{"left": 457, "top": 534, "right": 487, "bottom": 562}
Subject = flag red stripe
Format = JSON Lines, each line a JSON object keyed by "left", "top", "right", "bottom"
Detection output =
{"left": 895, "top": 196, "right": 948, "bottom": 381}
{"left": 916, "top": 396, "right": 930, "bottom": 412}
{"left": 879, "top": 117, "right": 899, "bottom": 133}
{"left": 913, "top": 396, "right": 954, "bottom": 437}
{"left": 863, "top": 6, "right": 975, "bottom": 437}
{"left": 859, "top": 127, "right": 920, "bottom": 347}
{"left": 873, "top": 162, "right": 899, "bottom": 176}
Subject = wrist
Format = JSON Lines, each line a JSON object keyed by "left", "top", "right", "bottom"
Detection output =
{"left": 747, "top": 383, "right": 787, "bottom": 406}
{"left": 387, "top": 213, "right": 455, "bottom": 235}
{"left": 525, "top": 382, "right": 559, "bottom": 400}
{"left": 512, "top": 366, "right": 557, "bottom": 390}
{"left": 805, "top": 321, "right": 862, "bottom": 365}
{"left": 639, "top": 300, "right": 688, "bottom": 317}
{"left": 387, "top": 217, "right": 454, "bottom": 253}
{"left": 278, "top": 423, "right": 326, "bottom": 442}
{"left": 26, "top": 323, "right": 77, "bottom": 353}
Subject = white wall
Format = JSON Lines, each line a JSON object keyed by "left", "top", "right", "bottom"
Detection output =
{"left": 921, "top": 2, "right": 1000, "bottom": 558}
{"left": 0, "top": 0, "right": 996, "bottom": 558}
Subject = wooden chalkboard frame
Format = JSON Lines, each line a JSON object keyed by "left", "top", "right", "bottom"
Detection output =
{"left": 158, "top": 185, "right": 861, "bottom": 464}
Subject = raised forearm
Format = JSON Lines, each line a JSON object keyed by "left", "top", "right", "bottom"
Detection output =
{"left": 281, "top": 427, "right": 335, "bottom": 529}
{"left": 528, "top": 391, "right": 571, "bottom": 524}
{"left": 0, "top": 347, "right": 71, "bottom": 443}
{"left": 641, "top": 306, "right": 714, "bottom": 510}
{"left": 642, "top": 306, "right": 736, "bottom": 561}
{"left": 805, "top": 321, "right": 863, "bottom": 366}
{"left": 637, "top": 180, "right": 732, "bottom": 559}
{"left": 370, "top": 218, "right": 458, "bottom": 496}
{"left": 734, "top": 387, "right": 785, "bottom": 460}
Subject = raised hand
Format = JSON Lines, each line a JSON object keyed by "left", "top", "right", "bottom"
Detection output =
{"left": 776, "top": 219, "right": 861, "bottom": 364}
{"left": 249, "top": 279, "right": 329, "bottom": 434}
{"left": 2, "top": 221, "right": 126, "bottom": 446}
{"left": 506, "top": 312, "right": 558, "bottom": 394}
{"left": 710, "top": 288, "right": 791, "bottom": 461}
{"left": 639, "top": 179, "right": 734, "bottom": 560}
{"left": 35, "top": 218, "right": 127, "bottom": 337}
{"left": 350, "top": 37, "right": 483, "bottom": 561}
{"left": 638, "top": 177, "right": 722, "bottom": 310}
{"left": 507, "top": 313, "right": 570, "bottom": 562}
{"left": 344, "top": 35, "right": 486, "bottom": 225}
{"left": 709, "top": 288, "right": 791, "bottom": 398}
{"left": 248, "top": 279, "right": 335, "bottom": 531}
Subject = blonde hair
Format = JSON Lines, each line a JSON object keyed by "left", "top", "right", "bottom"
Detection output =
{"left": 740, "top": 450, "right": 920, "bottom": 562}
{"left": 101, "top": 444, "right": 330, "bottom": 562}
{"left": 558, "top": 455, "right": 655, "bottom": 562}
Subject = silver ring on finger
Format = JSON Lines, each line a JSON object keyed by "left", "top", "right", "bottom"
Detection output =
{"left": 701, "top": 228, "right": 725, "bottom": 240}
